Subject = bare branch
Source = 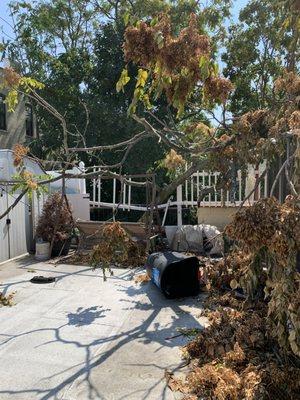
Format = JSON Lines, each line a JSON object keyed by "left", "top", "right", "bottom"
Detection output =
{"left": 68, "top": 130, "right": 150, "bottom": 152}
{"left": 285, "top": 163, "right": 298, "bottom": 197}
{"left": 238, "top": 167, "right": 269, "bottom": 209}
{"left": 0, "top": 188, "right": 28, "bottom": 221}
{"left": 270, "top": 156, "right": 294, "bottom": 197}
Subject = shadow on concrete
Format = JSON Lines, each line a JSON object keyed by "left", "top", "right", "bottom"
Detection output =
{"left": 0, "top": 267, "right": 204, "bottom": 400}
{"left": 67, "top": 306, "right": 111, "bottom": 327}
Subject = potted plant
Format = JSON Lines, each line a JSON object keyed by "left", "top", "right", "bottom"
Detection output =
{"left": 36, "top": 192, "right": 74, "bottom": 257}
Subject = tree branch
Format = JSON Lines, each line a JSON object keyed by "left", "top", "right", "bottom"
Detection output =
{"left": 0, "top": 188, "right": 28, "bottom": 221}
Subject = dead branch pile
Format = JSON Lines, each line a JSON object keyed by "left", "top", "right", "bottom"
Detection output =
{"left": 204, "top": 250, "right": 252, "bottom": 291}
{"left": 168, "top": 293, "right": 300, "bottom": 400}
{"left": 90, "top": 222, "right": 146, "bottom": 279}
{"left": 168, "top": 211, "right": 300, "bottom": 400}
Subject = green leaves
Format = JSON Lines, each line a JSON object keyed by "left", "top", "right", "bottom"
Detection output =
{"left": 127, "top": 68, "right": 150, "bottom": 115}
{"left": 136, "top": 68, "right": 148, "bottom": 87}
{"left": 116, "top": 68, "right": 130, "bottom": 93}
{"left": 2, "top": 71, "right": 45, "bottom": 112}
{"left": 117, "top": 67, "right": 149, "bottom": 113}
{"left": 199, "top": 55, "right": 210, "bottom": 80}
{"left": 150, "top": 17, "right": 158, "bottom": 27}
{"left": 11, "top": 173, "right": 48, "bottom": 200}
{"left": 20, "top": 77, "right": 45, "bottom": 92}
{"left": 5, "top": 90, "right": 19, "bottom": 113}
{"left": 123, "top": 12, "right": 130, "bottom": 27}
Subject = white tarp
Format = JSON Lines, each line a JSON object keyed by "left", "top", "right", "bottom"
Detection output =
{"left": 169, "top": 224, "right": 224, "bottom": 256}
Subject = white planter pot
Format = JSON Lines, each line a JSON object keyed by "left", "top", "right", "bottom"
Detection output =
{"left": 35, "top": 241, "right": 50, "bottom": 261}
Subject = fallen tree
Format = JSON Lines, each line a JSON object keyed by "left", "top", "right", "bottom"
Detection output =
{"left": 1, "top": 9, "right": 299, "bottom": 360}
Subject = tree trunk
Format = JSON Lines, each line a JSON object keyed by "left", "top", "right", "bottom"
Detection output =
{"left": 156, "top": 160, "right": 205, "bottom": 204}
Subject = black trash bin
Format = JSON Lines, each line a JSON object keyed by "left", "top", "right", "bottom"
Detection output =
{"left": 146, "top": 251, "right": 200, "bottom": 298}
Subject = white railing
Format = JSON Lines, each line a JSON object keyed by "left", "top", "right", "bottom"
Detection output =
{"left": 90, "top": 162, "right": 268, "bottom": 213}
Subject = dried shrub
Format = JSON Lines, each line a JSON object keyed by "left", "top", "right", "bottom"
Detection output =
{"left": 225, "top": 197, "right": 280, "bottom": 251}
{"left": 205, "top": 250, "right": 251, "bottom": 290}
{"left": 186, "top": 308, "right": 267, "bottom": 363}
{"left": 90, "top": 222, "right": 146, "bottom": 279}
{"left": 36, "top": 192, "right": 73, "bottom": 243}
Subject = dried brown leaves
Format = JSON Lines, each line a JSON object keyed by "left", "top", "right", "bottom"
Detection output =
{"left": 123, "top": 13, "right": 232, "bottom": 112}
{"left": 163, "top": 149, "right": 185, "bottom": 170}
{"left": 134, "top": 273, "right": 150, "bottom": 285}
{"left": 2, "top": 66, "right": 21, "bottom": 88}
{"left": 0, "top": 290, "right": 15, "bottom": 307}
{"left": 226, "top": 197, "right": 300, "bottom": 257}
{"left": 13, "top": 143, "right": 29, "bottom": 167}
{"left": 169, "top": 290, "right": 300, "bottom": 400}
{"left": 225, "top": 197, "right": 300, "bottom": 356}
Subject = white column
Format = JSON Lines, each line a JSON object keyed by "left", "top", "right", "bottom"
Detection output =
{"left": 98, "top": 178, "right": 101, "bottom": 205}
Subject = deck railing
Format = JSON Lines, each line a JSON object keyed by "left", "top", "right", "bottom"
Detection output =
{"left": 90, "top": 162, "right": 268, "bottom": 214}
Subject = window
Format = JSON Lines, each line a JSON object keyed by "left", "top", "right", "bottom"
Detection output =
{"left": 26, "top": 103, "right": 34, "bottom": 137}
{"left": 0, "top": 94, "right": 6, "bottom": 131}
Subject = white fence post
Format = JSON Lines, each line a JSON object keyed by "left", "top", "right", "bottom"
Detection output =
{"left": 122, "top": 182, "right": 126, "bottom": 210}
{"left": 112, "top": 178, "right": 116, "bottom": 213}
{"left": 78, "top": 161, "right": 86, "bottom": 194}
{"left": 128, "top": 178, "right": 131, "bottom": 210}
{"left": 245, "top": 164, "right": 256, "bottom": 204}
{"left": 92, "top": 166, "right": 96, "bottom": 205}
{"left": 177, "top": 185, "right": 183, "bottom": 226}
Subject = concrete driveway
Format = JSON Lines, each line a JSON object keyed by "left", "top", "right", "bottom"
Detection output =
{"left": 0, "top": 256, "right": 206, "bottom": 400}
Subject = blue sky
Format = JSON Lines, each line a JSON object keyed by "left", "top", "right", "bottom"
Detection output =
{"left": 0, "top": 0, "right": 249, "bottom": 42}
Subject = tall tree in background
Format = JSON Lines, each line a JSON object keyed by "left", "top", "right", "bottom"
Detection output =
{"left": 223, "top": 0, "right": 300, "bottom": 114}
{"left": 2, "top": 0, "right": 231, "bottom": 168}
{"left": 222, "top": 0, "right": 300, "bottom": 194}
